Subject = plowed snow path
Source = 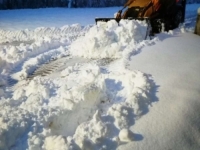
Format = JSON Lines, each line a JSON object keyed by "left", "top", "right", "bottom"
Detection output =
{"left": 123, "top": 33, "right": 200, "bottom": 150}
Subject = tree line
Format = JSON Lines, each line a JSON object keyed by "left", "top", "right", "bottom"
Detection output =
{"left": 0, "top": 0, "right": 127, "bottom": 9}
{"left": 0, "top": 0, "right": 199, "bottom": 10}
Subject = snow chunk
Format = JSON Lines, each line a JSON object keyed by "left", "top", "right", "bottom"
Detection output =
{"left": 44, "top": 136, "right": 72, "bottom": 150}
{"left": 25, "top": 80, "right": 50, "bottom": 99}
{"left": 119, "top": 128, "right": 134, "bottom": 142}
{"left": 74, "top": 110, "right": 108, "bottom": 147}
{"left": 0, "top": 106, "right": 32, "bottom": 150}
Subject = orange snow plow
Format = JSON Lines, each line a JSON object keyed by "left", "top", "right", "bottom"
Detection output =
{"left": 95, "top": 0, "right": 186, "bottom": 36}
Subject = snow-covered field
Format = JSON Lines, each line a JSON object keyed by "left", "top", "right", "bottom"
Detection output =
{"left": 0, "top": 4, "right": 200, "bottom": 150}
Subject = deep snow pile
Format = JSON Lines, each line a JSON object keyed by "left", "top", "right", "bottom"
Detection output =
{"left": 0, "top": 20, "right": 156, "bottom": 150}
{"left": 70, "top": 20, "right": 148, "bottom": 59}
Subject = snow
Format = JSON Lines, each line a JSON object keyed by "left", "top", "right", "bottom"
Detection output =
{"left": 0, "top": 7, "right": 120, "bottom": 30}
{"left": 70, "top": 20, "right": 148, "bottom": 59}
{"left": 0, "top": 3, "right": 200, "bottom": 150}
{"left": 119, "top": 32, "right": 200, "bottom": 150}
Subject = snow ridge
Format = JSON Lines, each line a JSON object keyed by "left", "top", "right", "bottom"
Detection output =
{"left": 0, "top": 24, "right": 90, "bottom": 44}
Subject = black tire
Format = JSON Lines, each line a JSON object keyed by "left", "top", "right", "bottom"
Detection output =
{"left": 151, "top": 19, "right": 164, "bottom": 33}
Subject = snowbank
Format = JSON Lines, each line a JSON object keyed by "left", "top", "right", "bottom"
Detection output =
{"left": 70, "top": 20, "right": 148, "bottom": 59}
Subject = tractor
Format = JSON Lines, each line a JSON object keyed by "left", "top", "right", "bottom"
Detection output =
{"left": 95, "top": 0, "right": 186, "bottom": 36}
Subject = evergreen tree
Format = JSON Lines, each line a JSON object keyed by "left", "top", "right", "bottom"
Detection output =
{"left": 0, "top": 0, "right": 199, "bottom": 10}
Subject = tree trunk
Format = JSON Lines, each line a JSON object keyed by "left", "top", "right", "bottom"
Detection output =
{"left": 194, "top": 8, "right": 200, "bottom": 35}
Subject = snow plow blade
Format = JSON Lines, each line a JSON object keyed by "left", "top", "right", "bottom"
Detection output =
{"left": 95, "top": 18, "right": 121, "bottom": 24}
{"left": 95, "top": 17, "right": 148, "bottom": 24}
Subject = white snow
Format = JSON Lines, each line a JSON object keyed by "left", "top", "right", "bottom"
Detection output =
{"left": 0, "top": 3, "right": 200, "bottom": 150}
{"left": 118, "top": 128, "right": 134, "bottom": 142}
{"left": 70, "top": 20, "right": 148, "bottom": 59}
{"left": 118, "top": 32, "right": 200, "bottom": 150}
{"left": 0, "top": 7, "right": 120, "bottom": 30}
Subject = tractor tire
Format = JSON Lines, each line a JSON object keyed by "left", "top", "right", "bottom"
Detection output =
{"left": 151, "top": 19, "right": 164, "bottom": 33}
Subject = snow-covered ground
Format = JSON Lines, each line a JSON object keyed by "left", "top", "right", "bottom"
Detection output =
{"left": 0, "top": 4, "right": 200, "bottom": 150}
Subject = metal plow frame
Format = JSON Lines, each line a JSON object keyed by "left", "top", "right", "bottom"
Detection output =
{"left": 95, "top": 17, "right": 149, "bottom": 24}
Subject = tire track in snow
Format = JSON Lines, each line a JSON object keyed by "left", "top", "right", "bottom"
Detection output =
{"left": 26, "top": 56, "right": 82, "bottom": 79}
{"left": 5, "top": 25, "right": 92, "bottom": 87}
